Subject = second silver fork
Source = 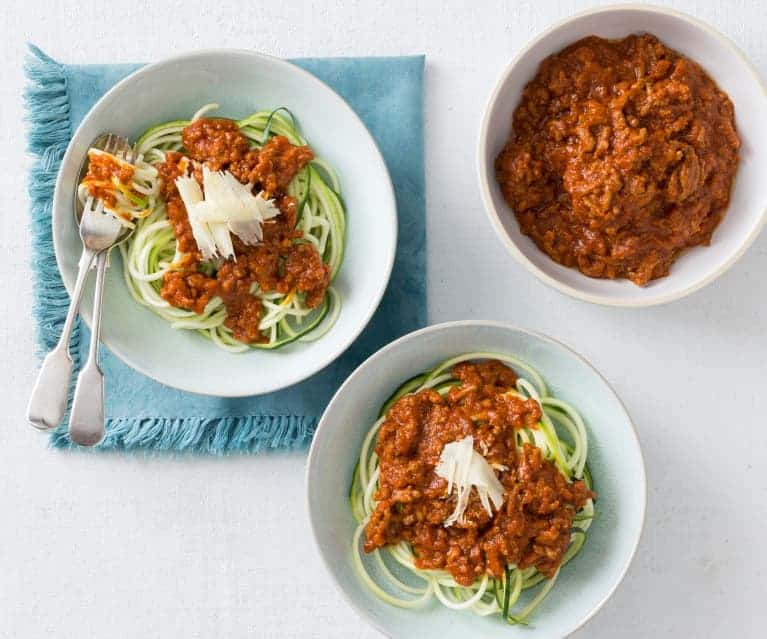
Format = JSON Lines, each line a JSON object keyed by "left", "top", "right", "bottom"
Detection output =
{"left": 68, "top": 135, "right": 136, "bottom": 446}
{"left": 27, "top": 134, "right": 133, "bottom": 439}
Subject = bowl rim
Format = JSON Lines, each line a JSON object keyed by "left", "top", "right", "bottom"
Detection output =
{"left": 52, "top": 48, "right": 397, "bottom": 397}
{"left": 476, "top": 3, "right": 767, "bottom": 308}
{"left": 306, "top": 319, "right": 648, "bottom": 639}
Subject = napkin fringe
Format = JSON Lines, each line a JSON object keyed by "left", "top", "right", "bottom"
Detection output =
{"left": 25, "top": 45, "right": 82, "bottom": 428}
{"left": 49, "top": 415, "right": 316, "bottom": 454}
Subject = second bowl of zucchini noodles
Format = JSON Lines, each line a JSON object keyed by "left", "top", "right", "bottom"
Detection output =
{"left": 307, "top": 321, "right": 646, "bottom": 639}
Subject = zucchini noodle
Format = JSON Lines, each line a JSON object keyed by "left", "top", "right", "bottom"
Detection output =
{"left": 76, "top": 153, "right": 160, "bottom": 229}
{"left": 117, "top": 105, "right": 345, "bottom": 352}
{"left": 349, "top": 353, "right": 595, "bottom": 625}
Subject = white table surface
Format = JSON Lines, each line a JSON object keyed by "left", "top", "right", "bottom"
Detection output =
{"left": 2, "top": 0, "right": 765, "bottom": 637}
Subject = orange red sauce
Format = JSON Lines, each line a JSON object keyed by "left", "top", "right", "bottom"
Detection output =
{"left": 83, "top": 151, "right": 134, "bottom": 208}
{"left": 495, "top": 34, "right": 740, "bottom": 285}
{"left": 157, "top": 118, "right": 328, "bottom": 343}
{"left": 364, "top": 361, "right": 593, "bottom": 586}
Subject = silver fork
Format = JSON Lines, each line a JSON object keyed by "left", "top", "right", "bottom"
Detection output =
{"left": 27, "top": 134, "right": 134, "bottom": 445}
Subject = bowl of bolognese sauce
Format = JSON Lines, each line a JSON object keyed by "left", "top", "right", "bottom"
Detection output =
{"left": 478, "top": 5, "right": 767, "bottom": 306}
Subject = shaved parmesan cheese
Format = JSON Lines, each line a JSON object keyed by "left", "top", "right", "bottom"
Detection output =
{"left": 174, "top": 167, "right": 281, "bottom": 260}
{"left": 175, "top": 175, "right": 218, "bottom": 260}
{"left": 435, "top": 436, "right": 505, "bottom": 527}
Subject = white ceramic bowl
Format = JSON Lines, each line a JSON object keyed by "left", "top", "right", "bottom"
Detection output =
{"left": 478, "top": 5, "right": 767, "bottom": 307}
{"left": 53, "top": 49, "right": 396, "bottom": 396}
{"left": 307, "top": 321, "right": 646, "bottom": 639}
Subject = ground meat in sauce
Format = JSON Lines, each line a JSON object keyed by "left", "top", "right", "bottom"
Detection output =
{"left": 157, "top": 118, "right": 325, "bottom": 343}
{"left": 495, "top": 34, "right": 740, "bottom": 286}
{"left": 161, "top": 270, "right": 218, "bottom": 315}
{"left": 249, "top": 135, "right": 315, "bottom": 196}
{"left": 181, "top": 118, "right": 251, "bottom": 170}
{"left": 181, "top": 118, "right": 314, "bottom": 195}
{"left": 364, "top": 361, "right": 593, "bottom": 586}
{"left": 83, "top": 152, "right": 134, "bottom": 208}
{"left": 158, "top": 153, "right": 198, "bottom": 255}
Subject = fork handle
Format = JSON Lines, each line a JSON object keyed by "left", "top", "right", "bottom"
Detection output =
{"left": 69, "top": 250, "right": 108, "bottom": 447}
{"left": 27, "top": 247, "right": 97, "bottom": 431}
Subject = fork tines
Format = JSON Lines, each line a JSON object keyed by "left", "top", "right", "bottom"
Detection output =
{"left": 102, "top": 133, "right": 133, "bottom": 163}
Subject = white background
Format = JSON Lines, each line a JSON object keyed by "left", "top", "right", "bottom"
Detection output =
{"left": 1, "top": 1, "right": 765, "bottom": 637}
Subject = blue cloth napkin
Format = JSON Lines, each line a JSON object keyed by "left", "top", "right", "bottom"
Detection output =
{"left": 25, "top": 46, "right": 426, "bottom": 453}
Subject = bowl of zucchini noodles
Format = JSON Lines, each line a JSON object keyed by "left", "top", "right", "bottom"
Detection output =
{"left": 52, "top": 50, "right": 396, "bottom": 396}
{"left": 307, "top": 321, "right": 646, "bottom": 638}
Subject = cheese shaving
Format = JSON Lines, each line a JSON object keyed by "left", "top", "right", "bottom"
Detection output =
{"left": 435, "top": 436, "right": 505, "bottom": 527}
{"left": 175, "top": 167, "right": 280, "bottom": 260}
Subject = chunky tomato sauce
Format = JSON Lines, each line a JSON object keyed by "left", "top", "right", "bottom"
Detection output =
{"left": 83, "top": 152, "right": 134, "bottom": 208}
{"left": 364, "top": 361, "right": 593, "bottom": 586}
{"left": 495, "top": 34, "right": 740, "bottom": 285}
{"left": 157, "top": 118, "right": 328, "bottom": 343}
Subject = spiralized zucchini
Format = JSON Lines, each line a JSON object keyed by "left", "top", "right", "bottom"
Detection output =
{"left": 119, "top": 105, "right": 345, "bottom": 352}
{"left": 76, "top": 152, "right": 160, "bottom": 229}
{"left": 349, "top": 353, "right": 595, "bottom": 625}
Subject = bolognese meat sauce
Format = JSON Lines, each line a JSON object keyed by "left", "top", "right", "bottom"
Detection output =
{"left": 156, "top": 118, "right": 329, "bottom": 343}
{"left": 364, "top": 360, "right": 593, "bottom": 586}
{"left": 495, "top": 34, "right": 740, "bottom": 285}
{"left": 83, "top": 152, "right": 135, "bottom": 209}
